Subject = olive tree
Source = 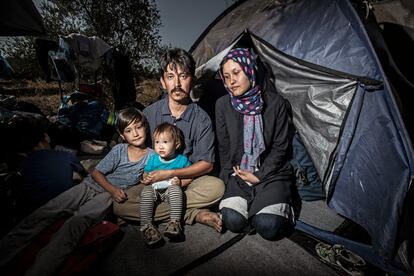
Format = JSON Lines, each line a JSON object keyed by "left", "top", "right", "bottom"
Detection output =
{"left": 4, "top": 0, "right": 162, "bottom": 79}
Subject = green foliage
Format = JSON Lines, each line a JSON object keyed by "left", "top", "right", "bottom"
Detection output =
{"left": 4, "top": 0, "right": 162, "bottom": 79}
{"left": 2, "top": 37, "right": 42, "bottom": 80}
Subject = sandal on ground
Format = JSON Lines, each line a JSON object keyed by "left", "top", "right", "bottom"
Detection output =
{"left": 164, "top": 220, "right": 183, "bottom": 239}
{"left": 141, "top": 223, "right": 163, "bottom": 246}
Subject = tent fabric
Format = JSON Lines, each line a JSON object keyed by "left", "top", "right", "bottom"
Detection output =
{"left": 290, "top": 133, "right": 325, "bottom": 201}
{"left": 190, "top": 0, "right": 414, "bottom": 270}
{"left": 191, "top": 0, "right": 379, "bottom": 78}
{"left": 0, "top": 54, "right": 13, "bottom": 78}
{"left": 250, "top": 34, "right": 359, "bottom": 185}
{"left": 0, "top": 0, "right": 45, "bottom": 36}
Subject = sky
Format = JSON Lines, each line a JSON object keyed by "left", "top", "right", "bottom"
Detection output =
{"left": 155, "top": 0, "right": 231, "bottom": 50}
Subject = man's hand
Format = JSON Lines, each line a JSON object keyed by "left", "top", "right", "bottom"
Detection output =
{"left": 111, "top": 188, "right": 128, "bottom": 203}
{"left": 233, "top": 166, "right": 260, "bottom": 184}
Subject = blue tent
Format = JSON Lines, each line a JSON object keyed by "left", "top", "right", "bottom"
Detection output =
{"left": 190, "top": 0, "right": 414, "bottom": 273}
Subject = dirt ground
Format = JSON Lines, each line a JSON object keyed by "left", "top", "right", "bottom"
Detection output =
{"left": 0, "top": 79, "right": 161, "bottom": 116}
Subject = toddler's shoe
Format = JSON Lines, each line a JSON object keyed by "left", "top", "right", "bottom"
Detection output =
{"left": 141, "top": 223, "right": 163, "bottom": 246}
{"left": 163, "top": 220, "right": 183, "bottom": 239}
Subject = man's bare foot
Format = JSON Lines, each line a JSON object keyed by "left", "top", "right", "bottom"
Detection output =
{"left": 117, "top": 217, "right": 128, "bottom": 226}
{"left": 195, "top": 210, "right": 222, "bottom": 233}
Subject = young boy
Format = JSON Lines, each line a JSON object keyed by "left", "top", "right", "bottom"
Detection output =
{"left": 0, "top": 108, "right": 153, "bottom": 276}
{"left": 140, "top": 122, "right": 191, "bottom": 246}
{"left": 13, "top": 117, "right": 87, "bottom": 216}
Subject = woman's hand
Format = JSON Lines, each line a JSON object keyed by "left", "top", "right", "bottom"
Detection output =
{"left": 233, "top": 166, "right": 260, "bottom": 184}
{"left": 111, "top": 188, "right": 128, "bottom": 203}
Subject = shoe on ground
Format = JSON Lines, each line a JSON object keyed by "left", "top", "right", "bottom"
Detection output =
{"left": 316, "top": 242, "right": 365, "bottom": 276}
{"left": 333, "top": 244, "right": 365, "bottom": 275}
{"left": 315, "top": 242, "right": 339, "bottom": 269}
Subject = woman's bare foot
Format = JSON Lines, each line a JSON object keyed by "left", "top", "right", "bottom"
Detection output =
{"left": 195, "top": 210, "right": 222, "bottom": 233}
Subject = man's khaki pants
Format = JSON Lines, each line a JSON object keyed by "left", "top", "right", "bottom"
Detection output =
{"left": 113, "top": 175, "right": 224, "bottom": 224}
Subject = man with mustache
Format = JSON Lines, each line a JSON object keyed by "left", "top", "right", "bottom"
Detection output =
{"left": 113, "top": 48, "right": 225, "bottom": 232}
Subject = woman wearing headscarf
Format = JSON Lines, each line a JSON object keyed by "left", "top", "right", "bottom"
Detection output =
{"left": 215, "top": 48, "right": 294, "bottom": 240}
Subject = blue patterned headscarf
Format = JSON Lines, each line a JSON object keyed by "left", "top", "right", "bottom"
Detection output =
{"left": 220, "top": 48, "right": 265, "bottom": 174}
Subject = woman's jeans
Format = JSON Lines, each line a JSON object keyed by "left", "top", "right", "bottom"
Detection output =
{"left": 221, "top": 207, "right": 291, "bottom": 240}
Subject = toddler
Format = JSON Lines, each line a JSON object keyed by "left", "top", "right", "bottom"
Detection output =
{"left": 140, "top": 122, "right": 191, "bottom": 246}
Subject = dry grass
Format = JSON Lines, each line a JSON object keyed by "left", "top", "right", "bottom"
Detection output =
{"left": 0, "top": 80, "right": 74, "bottom": 96}
{"left": 136, "top": 79, "right": 162, "bottom": 107}
{"left": 17, "top": 94, "right": 62, "bottom": 116}
{"left": 0, "top": 79, "right": 161, "bottom": 116}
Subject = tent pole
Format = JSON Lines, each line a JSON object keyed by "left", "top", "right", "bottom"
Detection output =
{"left": 58, "top": 79, "right": 63, "bottom": 102}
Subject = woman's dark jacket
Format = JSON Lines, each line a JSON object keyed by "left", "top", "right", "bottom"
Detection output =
{"left": 215, "top": 81, "right": 293, "bottom": 185}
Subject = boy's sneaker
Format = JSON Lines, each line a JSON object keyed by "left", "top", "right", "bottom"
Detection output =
{"left": 163, "top": 220, "right": 183, "bottom": 239}
{"left": 141, "top": 224, "right": 163, "bottom": 246}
